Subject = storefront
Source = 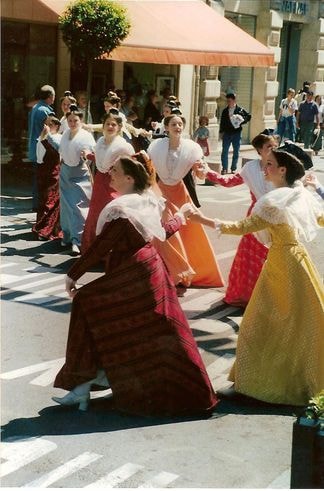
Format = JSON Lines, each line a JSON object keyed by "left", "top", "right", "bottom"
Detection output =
{"left": 1, "top": 20, "right": 57, "bottom": 163}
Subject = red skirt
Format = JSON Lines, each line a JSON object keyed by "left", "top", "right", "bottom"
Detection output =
{"left": 224, "top": 232, "right": 268, "bottom": 307}
{"left": 81, "top": 171, "right": 119, "bottom": 253}
{"left": 54, "top": 243, "right": 218, "bottom": 417}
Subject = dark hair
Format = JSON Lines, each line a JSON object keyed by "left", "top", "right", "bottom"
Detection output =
{"left": 119, "top": 156, "right": 153, "bottom": 192}
{"left": 48, "top": 116, "right": 61, "bottom": 128}
{"left": 164, "top": 114, "right": 186, "bottom": 127}
{"left": 147, "top": 89, "right": 157, "bottom": 98}
{"left": 60, "top": 92, "right": 76, "bottom": 104}
{"left": 102, "top": 111, "right": 123, "bottom": 126}
{"left": 167, "top": 95, "right": 181, "bottom": 106}
{"left": 66, "top": 104, "right": 83, "bottom": 119}
{"left": 199, "top": 115, "right": 209, "bottom": 126}
{"left": 251, "top": 133, "right": 276, "bottom": 151}
{"left": 106, "top": 91, "right": 121, "bottom": 105}
{"left": 226, "top": 92, "right": 236, "bottom": 100}
{"left": 171, "top": 107, "right": 182, "bottom": 115}
{"left": 272, "top": 148, "right": 305, "bottom": 185}
{"left": 108, "top": 107, "right": 119, "bottom": 116}
{"left": 132, "top": 151, "right": 156, "bottom": 182}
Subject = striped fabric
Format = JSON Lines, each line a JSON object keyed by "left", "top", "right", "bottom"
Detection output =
{"left": 54, "top": 219, "right": 218, "bottom": 416}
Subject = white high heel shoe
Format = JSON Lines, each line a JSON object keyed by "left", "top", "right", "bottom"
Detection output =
{"left": 52, "top": 370, "right": 109, "bottom": 411}
{"left": 52, "top": 391, "right": 89, "bottom": 411}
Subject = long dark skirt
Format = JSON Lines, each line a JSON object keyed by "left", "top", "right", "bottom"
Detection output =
{"left": 54, "top": 244, "right": 218, "bottom": 417}
{"left": 32, "top": 161, "right": 62, "bottom": 240}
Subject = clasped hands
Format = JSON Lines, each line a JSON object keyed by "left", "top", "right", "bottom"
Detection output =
{"left": 180, "top": 203, "right": 204, "bottom": 223}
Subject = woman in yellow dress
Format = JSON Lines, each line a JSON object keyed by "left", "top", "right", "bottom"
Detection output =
{"left": 189, "top": 148, "right": 324, "bottom": 406}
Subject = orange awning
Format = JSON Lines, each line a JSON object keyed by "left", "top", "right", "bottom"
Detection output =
{"left": 39, "top": 0, "right": 274, "bottom": 67}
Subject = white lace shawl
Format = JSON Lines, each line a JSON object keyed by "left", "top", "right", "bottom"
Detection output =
{"left": 253, "top": 182, "right": 323, "bottom": 243}
{"left": 59, "top": 128, "right": 96, "bottom": 167}
{"left": 240, "top": 159, "right": 274, "bottom": 200}
{"left": 96, "top": 190, "right": 166, "bottom": 242}
{"left": 95, "top": 136, "right": 134, "bottom": 173}
{"left": 147, "top": 137, "right": 203, "bottom": 185}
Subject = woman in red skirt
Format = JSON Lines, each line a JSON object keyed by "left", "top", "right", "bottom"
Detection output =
{"left": 205, "top": 133, "right": 277, "bottom": 306}
{"left": 52, "top": 155, "right": 218, "bottom": 417}
{"left": 81, "top": 111, "right": 134, "bottom": 253}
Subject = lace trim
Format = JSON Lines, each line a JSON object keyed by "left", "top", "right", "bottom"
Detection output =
{"left": 103, "top": 205, "right": 165, "bottom": 242}
{"left": 253, "top": 204, "right": 287, "bottom": 225}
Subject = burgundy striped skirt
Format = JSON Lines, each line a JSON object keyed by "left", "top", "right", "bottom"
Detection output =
{"left": 54, "top": 244, "right": 218, "bottom": 416}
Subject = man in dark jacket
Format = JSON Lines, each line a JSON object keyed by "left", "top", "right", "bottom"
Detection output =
{"left": 219, "top": 92, "right": 251, "bottom": 174}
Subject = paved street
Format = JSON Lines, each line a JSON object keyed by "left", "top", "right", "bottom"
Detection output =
{"left": 1, "top": 152, "right": 323, "bottom": 488}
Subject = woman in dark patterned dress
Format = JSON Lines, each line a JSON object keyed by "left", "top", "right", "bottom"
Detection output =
{"left": 52, "top": 155, "right": 218, "bottom": 417}
{"left": 32, "top": 115, "right": 63, "bottom": 241}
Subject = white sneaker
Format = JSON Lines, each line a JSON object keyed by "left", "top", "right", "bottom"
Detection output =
{"left": 71, "top": 244, "right": 80, "bottom": 255}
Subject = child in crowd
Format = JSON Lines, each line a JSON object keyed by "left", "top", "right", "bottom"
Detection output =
{"left": 193, "top": 115, "right": 210, "bottom": 157}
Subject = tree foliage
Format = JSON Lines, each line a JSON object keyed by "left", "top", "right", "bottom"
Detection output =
{"left": 59, "top": 0, "right": 131, "bottom": 60}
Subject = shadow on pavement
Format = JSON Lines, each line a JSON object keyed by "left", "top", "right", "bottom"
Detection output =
{"left": 1, "top": 398, "right": 217, "bottom": 441}
{"left": 214, "top": 394, "right": 300, "bottom": 418}
{"left": 1, "top": 394, "right": 300, "bottom": 442}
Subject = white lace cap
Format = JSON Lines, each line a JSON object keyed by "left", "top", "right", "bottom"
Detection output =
{"left": 253, "top": 182, "right": 323, "bottom": 242}
{"left": 96, "top": 190, "right": 166, "bottom": 242}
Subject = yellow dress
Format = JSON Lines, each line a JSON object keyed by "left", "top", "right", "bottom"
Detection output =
{"left": 221, "top": 213, "right": 324, "bottom": 406}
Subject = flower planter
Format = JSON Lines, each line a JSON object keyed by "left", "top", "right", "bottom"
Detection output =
{"left": 290, "top": 417, "right": 324, "bottom": 488}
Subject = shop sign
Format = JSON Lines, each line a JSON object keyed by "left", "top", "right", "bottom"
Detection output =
{"left": 270, "top": 0, "right": 309, "bottom": 15}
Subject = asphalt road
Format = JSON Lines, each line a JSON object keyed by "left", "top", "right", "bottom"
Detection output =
{"left": 1, "top": 154, "right": 323, "bottom": 488}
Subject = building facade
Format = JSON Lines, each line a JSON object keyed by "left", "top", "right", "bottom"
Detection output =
{"left": 2, "top": 0, "right": 323, "bottom": 164}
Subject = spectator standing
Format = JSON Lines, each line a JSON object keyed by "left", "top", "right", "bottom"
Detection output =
{"left": 219, "top": 92, "right": 251, "bottom": 174}
{"left": 277, "top": 88, "right": 298, "bottom": 142}
{"left": 28, "top": 84, "right": 55, "bottom": 211}
{"left": 296, "top": 91, "right": 319, "bottom": 148}
{"left": 312, "top": 95, "right": 324, "bottom": 155}
{"left": 144, "top": 90, "right": 162, "bottom": 131}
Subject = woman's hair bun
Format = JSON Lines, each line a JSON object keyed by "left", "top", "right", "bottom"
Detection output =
{"left": 109, "top": 107, "right": 119, "bottom": 116}
{"left": 68, "top": 104, "right": 78, "bottom": 112}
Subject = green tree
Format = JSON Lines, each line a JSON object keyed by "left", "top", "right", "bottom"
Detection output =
{"left": 59, "top": 0, "right": 130, "bottom": 121}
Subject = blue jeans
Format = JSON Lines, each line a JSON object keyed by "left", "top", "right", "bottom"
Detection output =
{"left": 221, "top": 131, "right": 241, "bottom": 172}
{"left": 277, "top": 115, "right": 296, "bottom": 142}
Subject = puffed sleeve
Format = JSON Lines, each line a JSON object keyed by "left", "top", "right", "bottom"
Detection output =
{"left": 219, "top": 214, "right": 270, "bottom": 236}
{"left": 206, "top": 170, "right": 244, "bottom": 187}
{"left": 68, "top": 218, "right": 127, "bottom": 281}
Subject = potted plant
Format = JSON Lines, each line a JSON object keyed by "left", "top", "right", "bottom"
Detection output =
{"left": 290, "top": 390, "right": 324, "bottom": 489}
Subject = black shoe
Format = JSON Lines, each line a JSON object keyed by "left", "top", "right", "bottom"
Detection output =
{"left": 221, "top": 169, "right": 227, "bottom": 175}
